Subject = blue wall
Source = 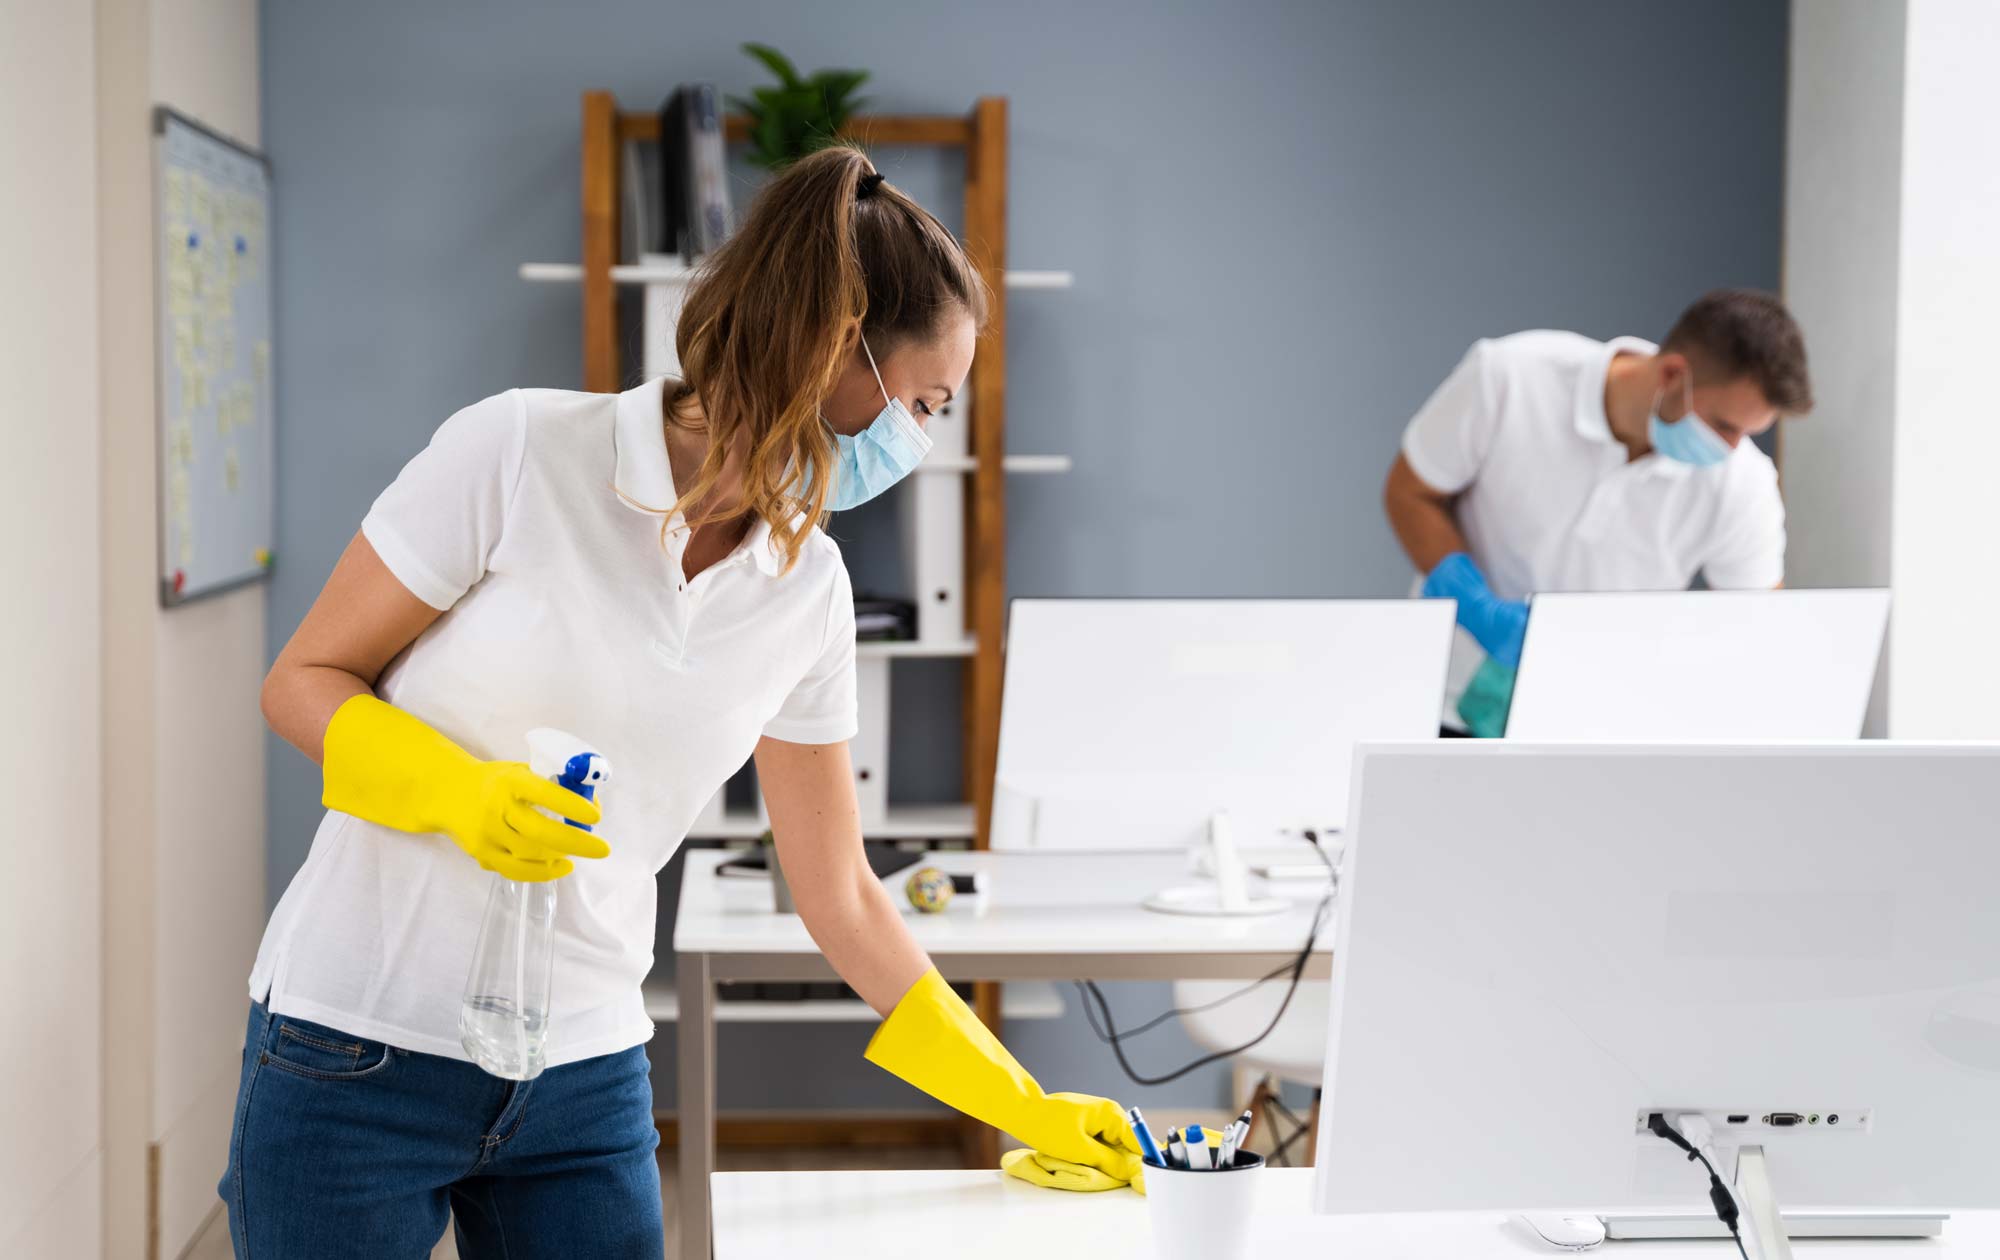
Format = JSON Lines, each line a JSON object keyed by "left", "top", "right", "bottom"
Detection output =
{"left": 261, "top": 0, "right": 1789, "bottom": 1109}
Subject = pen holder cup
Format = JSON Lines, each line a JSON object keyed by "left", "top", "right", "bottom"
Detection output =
{"left": 1144, "top": 1151, "right": 1264, "bottom": 1260}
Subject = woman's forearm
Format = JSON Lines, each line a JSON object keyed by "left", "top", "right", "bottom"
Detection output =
{"left": 262, "top": 532, "right": 448, "bottom": 764}
{"left": 787, "top": 862, "right": 932, "bottom": 1016}
{"left": 262, "top": 663, "right": 371, "bottom": 766}
{"left": 756, "top": 734, "right": 933, "bottom": 1015}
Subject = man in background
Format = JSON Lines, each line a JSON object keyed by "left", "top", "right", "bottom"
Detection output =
{"left": 1383, "top": 289, "right": 1813, "bottom": 734}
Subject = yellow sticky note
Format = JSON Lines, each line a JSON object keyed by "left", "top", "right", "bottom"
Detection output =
{"left": 165, "top": 169, "right": 189, "bottom": 221}
{"left": 223, "top": 447, "right": 240, "bottom": 491}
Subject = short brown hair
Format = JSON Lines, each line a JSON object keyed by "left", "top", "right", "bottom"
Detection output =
{"left": 1662, "top": 289, "right": 1813, "bottom": 415}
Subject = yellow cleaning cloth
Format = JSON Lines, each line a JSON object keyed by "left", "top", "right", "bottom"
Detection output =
{"left": 1001, "top": 1148, "right": 1146, "bottom": 1194}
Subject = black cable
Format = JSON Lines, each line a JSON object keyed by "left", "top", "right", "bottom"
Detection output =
{"left": 1077, "top": 956, "right": 1304, "bottom": 1041}
{"left": 1076, "top": 830, "right": 1337, "bottom": 1087}
{"left": 1646, "top": 1113, "right": 1750, "bottom": 1260}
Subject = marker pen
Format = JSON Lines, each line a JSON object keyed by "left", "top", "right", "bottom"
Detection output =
{"left": 1184, "top": 1124, "right": 1214, "bottom": 1170}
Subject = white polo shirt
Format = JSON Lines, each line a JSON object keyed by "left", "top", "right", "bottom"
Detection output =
{"left": 249, "top": 377, "right": 858, "bottom": 1065}
{"left": 1401, "top": 331, "right": 1786, "bottom": 716}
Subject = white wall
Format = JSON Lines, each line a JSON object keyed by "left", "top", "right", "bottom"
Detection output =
{"left": 1783, "top": 0, "right": 1999, "bottom": 738}
{"left": 1781, "top": 0, "right": 1905, "bottom": 735}
{"left": 1, "top": 3, "right": 105, "bottom": 1256}
{"left": 98, "top": 0, "right": 268, "bottom": 1253}
{"left": 1889, "top": 0, "right": 2000, "bottom": 737}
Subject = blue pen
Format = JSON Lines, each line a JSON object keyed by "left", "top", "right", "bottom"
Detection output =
{"left": 1126, "top": 1107, "right": 1166, "bottom": 1167}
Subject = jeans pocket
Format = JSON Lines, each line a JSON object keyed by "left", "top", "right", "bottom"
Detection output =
{"left": 262, "top": 1016, "right": 396, "bottom": 1082}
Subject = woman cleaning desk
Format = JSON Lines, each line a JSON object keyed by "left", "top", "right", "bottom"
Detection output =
{"left": 223, "top": 147, "right": 1140, "bottom": 1259}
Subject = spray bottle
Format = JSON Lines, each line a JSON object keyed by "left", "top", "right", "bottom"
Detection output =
{"left": 459, "top": 728, "right": 610, "bottom": 1080}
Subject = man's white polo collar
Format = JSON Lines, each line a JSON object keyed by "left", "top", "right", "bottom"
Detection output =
{"left": 1574, "top": 335, "right": 1696, "bottom": 480}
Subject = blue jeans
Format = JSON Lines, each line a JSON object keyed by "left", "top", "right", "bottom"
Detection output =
{"left": 221, "top": 1002, "right": 662, "bottom": 1259}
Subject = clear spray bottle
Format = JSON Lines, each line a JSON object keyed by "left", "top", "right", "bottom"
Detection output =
{"left": 459, "top": 728, "right": 610, "bottom": 1080}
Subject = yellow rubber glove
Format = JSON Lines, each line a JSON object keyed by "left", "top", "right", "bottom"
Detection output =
{"left": 321, "top": 695, "right": 607, "bottom": 882}
{"left": 865, "top": 969, "right": 1145, "bottom": 1190}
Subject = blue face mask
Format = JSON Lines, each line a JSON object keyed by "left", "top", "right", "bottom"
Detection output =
{"left": 1647, "top": 376, "right": 1731, "bottom": 469}
{"left": 824, "top": 336, "right": 933, "bottom": 511}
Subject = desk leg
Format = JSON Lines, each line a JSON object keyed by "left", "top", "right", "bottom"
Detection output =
{"left": 676, "top": 950, "right": 715, "bottom": 1260}
{"left": 961, "top": 981, "right": 1004, "bottom": 1167}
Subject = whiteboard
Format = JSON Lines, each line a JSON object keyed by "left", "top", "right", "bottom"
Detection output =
{"left": 152, "top": 108, "right": 274, "bottom": 605}
{"left": 1506, "top": 588, "right": 1891, "bottom": 739}
{"left": 992, "top": 599, "right": 1455, "bottom": 850}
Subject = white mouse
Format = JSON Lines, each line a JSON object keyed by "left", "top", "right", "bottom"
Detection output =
{"left": 1515, "top": 1213, "right": 1608, "bottom": 1251}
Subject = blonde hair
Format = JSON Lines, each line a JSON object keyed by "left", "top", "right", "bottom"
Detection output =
{"left": 660, "top": 145, "right": 989, "bottom": 571}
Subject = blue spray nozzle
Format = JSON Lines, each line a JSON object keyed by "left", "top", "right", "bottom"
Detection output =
{"left": 525, "top": 729, "right": 611, "bottom": 832}
{"left": 560, "top": 752, "right": 607, "bottom": 797}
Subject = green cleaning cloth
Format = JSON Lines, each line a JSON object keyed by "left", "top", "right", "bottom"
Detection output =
{"left": 1457, "top": 657, "right": 1516, "bottom": 738}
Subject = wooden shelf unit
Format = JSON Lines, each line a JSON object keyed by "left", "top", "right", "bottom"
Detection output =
{"left": 574, "top": 91, "right": 1013, "bottom": 1166}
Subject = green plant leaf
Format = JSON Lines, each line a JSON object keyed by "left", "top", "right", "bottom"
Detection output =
{"left": 809, "top": 69, "right": 870, "bottom": 99}
{"left": 753, "top": 113, "right": 790, "bottom": 168}
{"left": 724, "top": 93, "right": 763, "bottom": 122}
{"left": 742, "top": 42, "right": 803, "bottom": 90}
{"left": 734, "top": 46, "right": 873, "bottom": 166}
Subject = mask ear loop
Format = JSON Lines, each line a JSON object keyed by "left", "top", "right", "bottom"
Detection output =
{"left": 860, "top": 334, "right": 894, "bottom": 409}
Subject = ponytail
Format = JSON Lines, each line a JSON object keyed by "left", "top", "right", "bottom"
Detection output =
{"left": 661, "top": 144, "right": 988, "bottom": 572}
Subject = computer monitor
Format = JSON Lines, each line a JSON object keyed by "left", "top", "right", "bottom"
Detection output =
{"left": 1315, "top": 742, "right": 2000, "bottom": 1245}
{"left": 992, "top": 599, "right": 1455, "bottom": 851}
{"left": 1506, "top": 589, "right": 1890, "bottom": 739}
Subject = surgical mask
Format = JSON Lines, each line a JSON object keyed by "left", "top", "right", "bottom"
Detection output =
{"left": 822, "top": 335, "right": 933, "bottom": 511}
{"left": 1647, "top": 375, "right": 1731, "bottom": 469}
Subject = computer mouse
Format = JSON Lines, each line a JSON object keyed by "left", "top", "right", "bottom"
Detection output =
{"left": 1515, "top": 1213, "right": 1607, "bottom": 1251}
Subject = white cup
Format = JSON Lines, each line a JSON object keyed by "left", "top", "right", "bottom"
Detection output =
{"left": 1144, "top": 1150, "right": 1265, "bottom": 1260}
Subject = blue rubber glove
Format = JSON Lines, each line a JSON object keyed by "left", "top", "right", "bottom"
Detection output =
{"left": 1422, "top": 552, "right": 1530, "bottom": 669}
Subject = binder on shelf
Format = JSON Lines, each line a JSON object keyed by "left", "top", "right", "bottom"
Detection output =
{"left": 640, "top": 253, "right": 693, "bottom": 378}
{"left": 619, "top": 139, "right": 660, "bottom": 264}
{"left": 852, "top": 656, "right": 891, "bottom": 828}
{"left": 903, "top": 396, "right": 968, "bottom": 644}
{"left": 657, "top": 84, "right": 732, "bottom": 262}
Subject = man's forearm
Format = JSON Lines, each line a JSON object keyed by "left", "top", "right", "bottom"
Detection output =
{"left": 1383, "top": 454, "right": 1469, "bottom": 573}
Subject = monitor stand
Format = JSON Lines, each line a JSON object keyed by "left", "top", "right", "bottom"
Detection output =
{"left": 1599, "top": 1144, "right": 1947, "bottom": 1249}
{"left": 1734, "top": 1145, "right": 1793, "bottom": 1260}
{"left": 1140, "top": 811, "right": 1288, "bottom": 917}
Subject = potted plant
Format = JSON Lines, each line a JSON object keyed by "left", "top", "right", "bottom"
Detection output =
{"left": 729, "top": 43, "right": 870, "bottom": 170}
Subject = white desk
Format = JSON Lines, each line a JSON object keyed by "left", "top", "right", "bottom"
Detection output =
{"left": 713, "top": 1168, "right": 2000, "bottom": 1258}
{"left": 672, "top": 848, "right": 1331, "bottom": 1258}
